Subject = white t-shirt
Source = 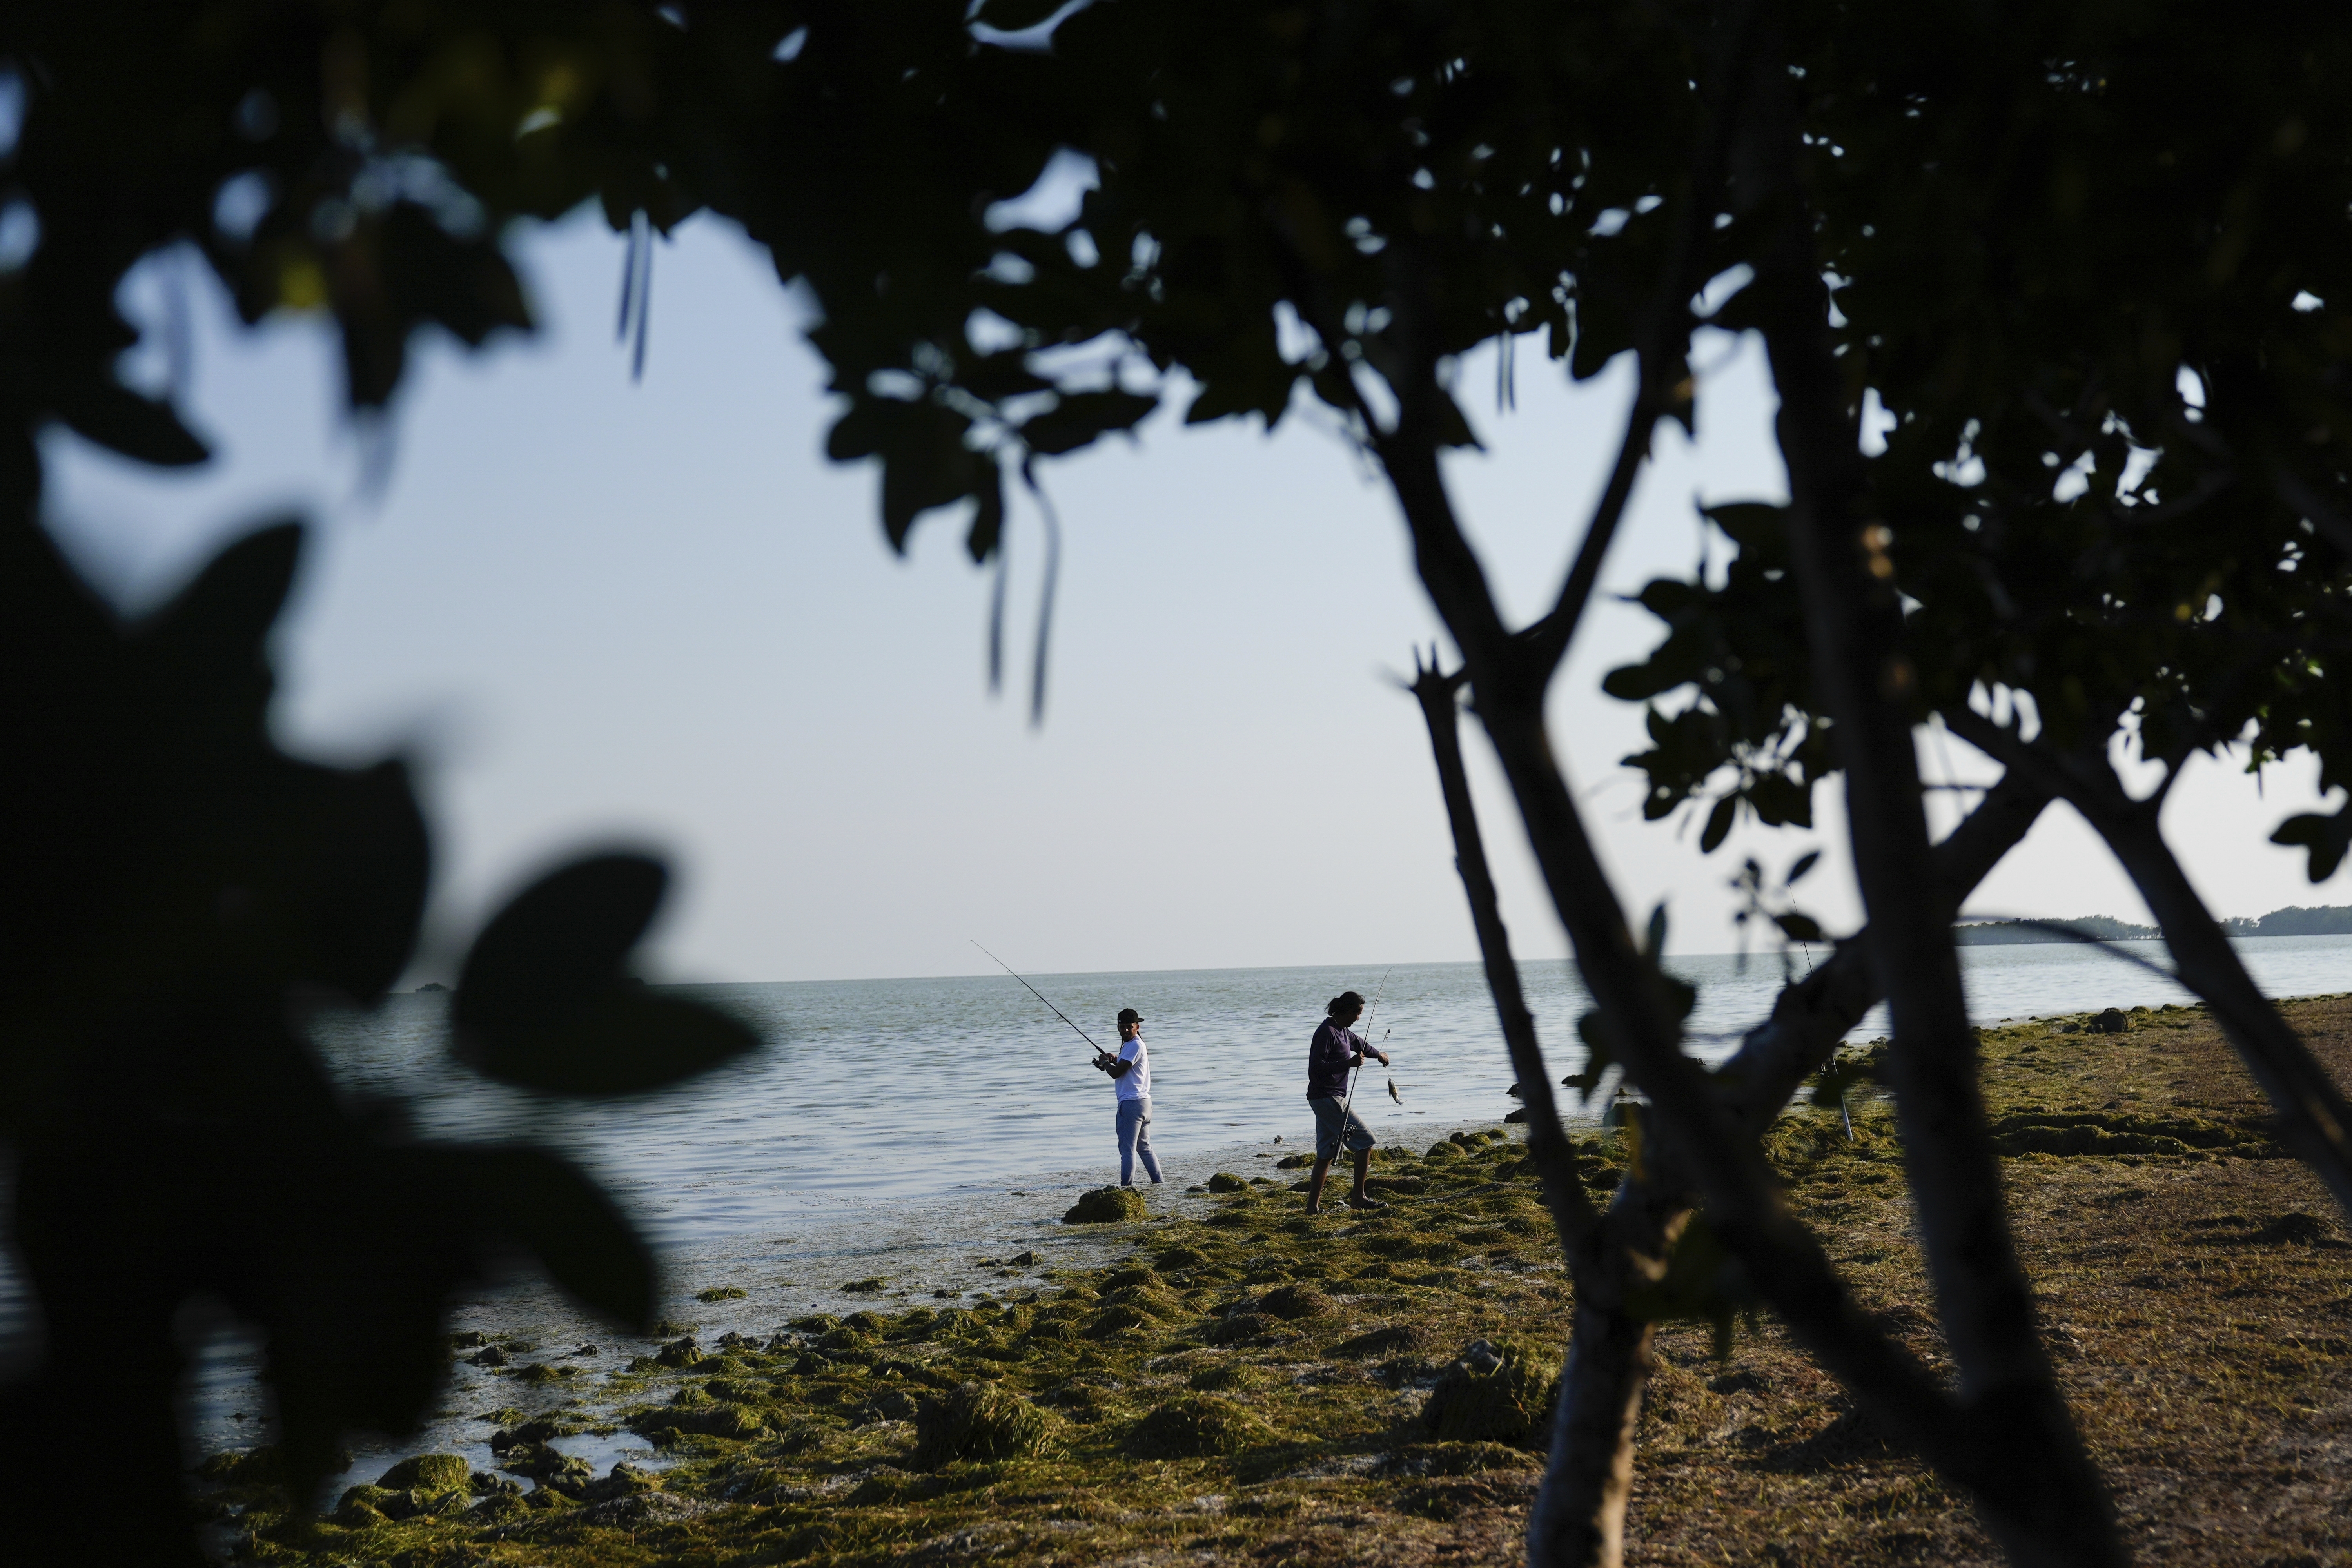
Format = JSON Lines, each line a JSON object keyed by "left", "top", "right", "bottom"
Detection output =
{"left": 1115, "top": 1036, "right": 1150, "bottom": 1101}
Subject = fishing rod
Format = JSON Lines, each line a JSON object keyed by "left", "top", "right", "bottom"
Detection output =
{"left": 1335, "top": 965, "right": 1395, "bottom": 1152}
{"left": 971, "top": 940, "right": 1107, "bottom": 1056}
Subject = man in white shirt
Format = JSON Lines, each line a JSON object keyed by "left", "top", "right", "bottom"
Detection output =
{"left": 1093, "top": 1006, "right": 1163, "bottom": 1187}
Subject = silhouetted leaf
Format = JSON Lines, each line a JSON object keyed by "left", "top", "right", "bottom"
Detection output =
{"left": 1018, "top": 388, "right": 1157, "bottom": 456}
{"left": 1787, "top": 849, "right": 1822, "bottom": 885}
{"left": 456, "top": 854, "right": 670, "bottom": 1080}
{"left": 2272, "top": 809, "right": 2352, "bottom": 883}
{"left": 978, "top": 0, "right": 1068, "bottom": 29}
{"left": 477, "top": 990, "right": 760, "bottom": 1097}
{"left": 1774, "top": 911, "right": 1826, "bottom": 943}
{"left": 53, "top": 377, "right": 210, "bottom": 466}
{"left": 138, "top": 521, "right": 304, "bottom": 683}
{"left": 1699, "top": 794, "right": 1739, "bottom": 852}
{"left": 474, "top": 1147, "right": 655, "bottom": 1330}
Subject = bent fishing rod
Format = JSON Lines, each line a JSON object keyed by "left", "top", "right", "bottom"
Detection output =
{"left": 1337, "top": 965, "right": 1396, "bottom": 1134}
{"left": 972, "top": 940, "right": 1108, "bottom": 1057}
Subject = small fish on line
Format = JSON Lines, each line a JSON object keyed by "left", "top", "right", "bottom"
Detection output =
{"left": 1387, "top": 1078, "right": 1402, "bottom": 1104}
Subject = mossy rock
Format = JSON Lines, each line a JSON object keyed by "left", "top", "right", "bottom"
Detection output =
{"left": 376, "top": 1454, "right": 470, "bottom": 1495}
{"left": 1365, "top": 1174, "right": 1427, "bottom": 1196}
{"left": 1102, "top": 1267, "right": 1163, "bottom": 1292}
{"left": 1153, "top": 1246, "right": 1212, "bottom": 1270}
{"left": 1274, "top": 1153, "right": 1314, "bottom": 1169}
{"left": 655, "top": 1336, "right": 703, "bottom": 1367}
{"left": 334, "top": 1485, "right": 398, "bottom": 1526}
{"left": 1391, "top": 1440, "right": 1533, "bottom": 1476}
{"left": 515, "top": 1363, "right": 579, "bottom": 1385}
{"left": 1064, "top": 1186, "right": 1149, "bottom": 1224}
{"left": 1187, "top": 1361, "right": 1264, "bottom": 1392}
{"left": 789, "top": 1313, "right": 839, "bottom": 1333}
{"left": 1424, "top": 1142, "right": 1463, "bottom": 1159}
{"left": 1205, "top": 1210, "right": 1257, "bottom": 1230}
{"left": 196, "top": 1445, "right": 287, "bottom": 1489}
{"left": 1421, "top": 1339, "right": 1556, "bottom": 1448}
{"left": 911, "top": 1381, "right": 1061, "bottom": 1469}
{"left": 843, "top": 1277, "right": 888, "bottom": 1293}
{"left": 1083, "top": 1304, "right": 1158, "bottom": 1339}
{"left": 843, "top": 1310, "right": 886, "bottom": 1332}
{"left": 1206, "top": 1172, "right": 1249, "bottom": 1192}
{"left": 1337, "top": 1322, "right": 1432, "bottom": 1358}
{"left": 1209, "top": 1311, "right": 1277, "bottom": 1345}
{"left": 1125, "top": 1394, "right": 1282, "bottom": 1458}
{"left": 628, "top": 1401, "right": 770, "bottom": 1443}
{"left": 470, "top": 1492, "right": 530, "bottom": 1525}
{"left": 1257, "top": 1283, "right": 1331, "bottom": 1320}
{"left": 695, "top": 1285, "right": 748, "bottom": 1301}
{"left": 817, "top": 1325, "right": 874, "bottom": 1352}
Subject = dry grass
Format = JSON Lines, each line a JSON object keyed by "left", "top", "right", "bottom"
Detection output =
{"left": 190, "top": 996, "right": 2352, "bottom": 1567}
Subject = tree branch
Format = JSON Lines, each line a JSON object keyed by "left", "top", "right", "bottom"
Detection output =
{"left": 1530, "top": 769, "right": 2052, "bottom": 1568}
{"left": 1522, "top": 0, "right": 1767, "bottom": 679}
{"left": 1744, "top": 38, "right": 2120, "bottom": 1559}
{"left": 1945, "top": 704, "right": 2352, "bottom": 1216}
{"left": 1407, "top": 653, "right": 1601, "bottom": 1258}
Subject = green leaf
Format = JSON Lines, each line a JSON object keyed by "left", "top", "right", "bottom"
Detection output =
{"left": 53, "top": 377, "right": 210, "bottom": 466}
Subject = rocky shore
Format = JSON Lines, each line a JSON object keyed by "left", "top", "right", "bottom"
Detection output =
{"left": 189, "top": 997, "right": 2352, "bottom": 1565}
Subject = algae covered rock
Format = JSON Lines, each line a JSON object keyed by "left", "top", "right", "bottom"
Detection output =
{"left": 333, "top": 1485, "right": 397, "bottom": 1526}
{"left": 1337, "top": 1322, "right": 1432, "bottom": 1358}
{"left": 1421, "top": 1339, "right": 1556, "bottom": 1447}
{"left": 1125, "top": 1394, "right": 1282, "bottom": 1458}
{"left": 1084, "top": 1304, "right": 1158, "bottom": 1339}
{"left": 1205, "top": 1172, "right": 1249, "bottom": 1192}
{"left": 1064, "top": 1186, "right": 1149, "bottom": 1223}
{"left": 376, "top": 1453, "right": 470, "bottom": 1496}
{"left": 911, "top": 1381, "right": 1061, "bottom": 1468}
{"left": 1209, "top": 1311, "right": 1276, "bottom": 1345}
{"left": 1187, "top": 1361, "right": 1263, "bottom": 1392}
{"left": 1257, "top": 1283, "right": 1331, "bottom": 1320}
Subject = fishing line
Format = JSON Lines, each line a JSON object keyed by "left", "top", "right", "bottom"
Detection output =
{"left": 971, "top": 940, "right": 1106, "bottom": 1055}
{"left": 1333, "top": 966, "right": 1394, "bottom": 1192}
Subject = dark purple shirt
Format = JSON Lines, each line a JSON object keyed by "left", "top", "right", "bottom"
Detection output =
{"left": 1307, "top": 1019, "right": 1369, "bottom": 1100}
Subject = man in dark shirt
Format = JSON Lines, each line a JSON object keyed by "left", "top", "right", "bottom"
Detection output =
{"left": 1306, "top": 990, "right": 1389, "bottom": 1214}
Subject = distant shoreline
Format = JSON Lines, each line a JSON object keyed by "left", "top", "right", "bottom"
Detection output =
{"left": 1955, "top": 904, "right": 2352, "bottom": 946}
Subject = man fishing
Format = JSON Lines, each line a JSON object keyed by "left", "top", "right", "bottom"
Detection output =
{"left": 1093, "top": 1007, "right": 1163, "bottom": 1187}
{"left": 1306, "top": 990, "right": 1389, "bottom": 1214}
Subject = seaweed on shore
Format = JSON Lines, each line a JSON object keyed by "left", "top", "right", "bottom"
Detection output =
{"left": 187, "top": 997, "right": 2352, "bottom": 1567}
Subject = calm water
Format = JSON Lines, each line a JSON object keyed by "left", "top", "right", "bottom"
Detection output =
{"left": 3, "top": 935, "right": 2347, "bottom": 1490}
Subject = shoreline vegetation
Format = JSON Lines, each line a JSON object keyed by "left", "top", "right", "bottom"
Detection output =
{"left": 192, "top": 995, "right": 2352, "bottom": 1565}
{"left": 1954, "top": 905, "right": 2352, "bottom": 944}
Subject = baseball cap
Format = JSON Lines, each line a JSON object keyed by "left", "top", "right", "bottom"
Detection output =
{"left": 1116, "top": 1007, "right": 1142, "bottom": 1025}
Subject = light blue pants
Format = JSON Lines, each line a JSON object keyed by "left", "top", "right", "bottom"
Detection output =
{"left": 1116, "top": 1097, "right": 1162, "bottom": 1185}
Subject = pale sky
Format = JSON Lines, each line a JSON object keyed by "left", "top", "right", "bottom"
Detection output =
{"left": 38, "top": 210, "right": 2344, "bottom": 985}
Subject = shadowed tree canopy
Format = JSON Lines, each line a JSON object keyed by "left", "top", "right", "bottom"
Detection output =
{"left": 7, "top": 4, "right": 2352, "bottom": 1566}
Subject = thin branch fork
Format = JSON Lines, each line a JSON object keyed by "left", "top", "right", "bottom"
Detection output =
{"left": 1407, "top": 653, "right": 1601, "bottom": 1260}
{"left": 1524, "top": 769, "right": 2054, "bottom": 1568}
{"left": 1944, "top": 702, "right": 2352, "bottom": 1217}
